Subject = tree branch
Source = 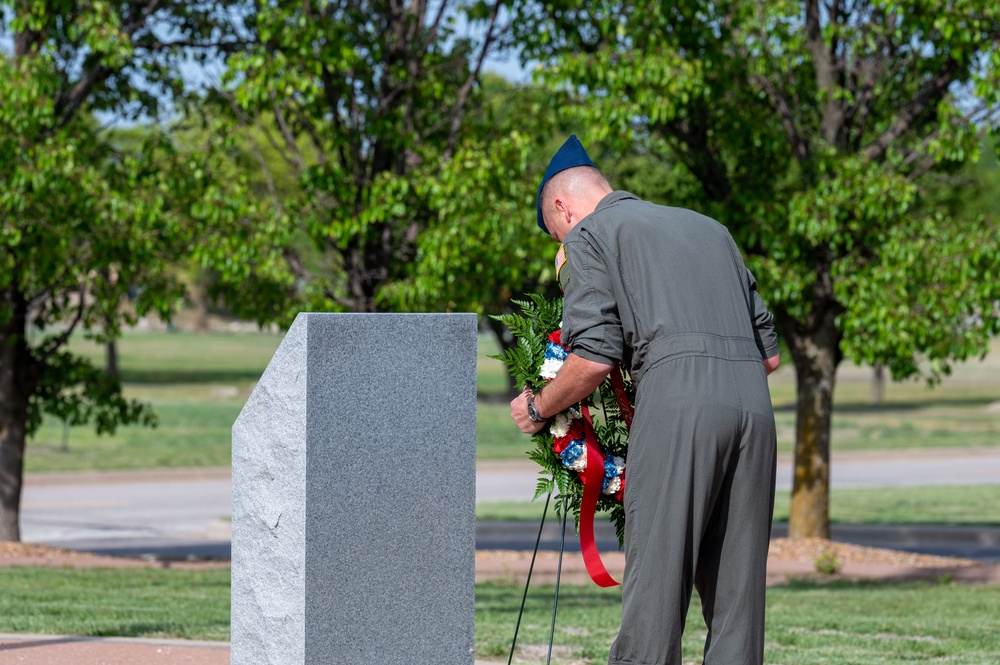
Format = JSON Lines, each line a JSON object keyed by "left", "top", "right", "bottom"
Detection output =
{"left": 55, "top": 64, "right": 112, "bottom": 128}
{"left": 862, "top": 57, "right": 961, "bottom": 162}
{"left": 424, "top": 0, "right": 451, "bottom": 51}
{"left": 805, "top": 0, "right": 844, "bottom": 145}
{"left": 269, "top": 94, "right": 307, "bottom": 175}
{"left": 38, "top": 284, "right": 88, "bottom": 363}
{"left": 133, "top": 38, "right": 253, "bottom": 52}
{"left": 230, "top": 103, "right": 283, "bottom": 212}
{"left": 751, "top": 5, "right": 812, "bottom": 170}
{"left": 444, "top": 0, "right": 502, "bottom": 160}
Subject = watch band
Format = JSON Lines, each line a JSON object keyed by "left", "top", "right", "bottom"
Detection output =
{"left": 526, "top": 394, "right": 548, "bottom": 423}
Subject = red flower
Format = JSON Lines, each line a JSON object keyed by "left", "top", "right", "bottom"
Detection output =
{"left": 548, "top": 329, "right": 562, "bottom": 345}
{"left": 564, "top": 418, "right": 585, "bottom": 441}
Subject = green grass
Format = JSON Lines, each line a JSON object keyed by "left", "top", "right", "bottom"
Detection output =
{"left": 24, "top": 331, "right": 1000, "bottom": 473}
{"left": 7, "top": 567, "right": 997, "bottom": 663}
{"left": 27, "top": 391, "right": 242, "bottom": 472}
{"left": 480, "top": 336, "right": 1000, "bottom": 459}
{"left": 477, "top": 484, "right": 1000, "bottom": 527}
{"left": 26, "top": 331, "right": 279, "bottom": 473}
{"left": 0, "top": 567, "right": 230, "bottom": 641}
{"left": 476, "top": 401, "right": 534, "bottom": 461}
{"left": 64, "top": 331, "right": 283, "bottom": 385}
{"left": 477, "top": 579, "right": 1000, "bottom": 664}
{"left": 767, "top": 342, "right": 1000, "bottom": 456}
{"left": 772, "top": 484, "right": 1000, "bottom": 527}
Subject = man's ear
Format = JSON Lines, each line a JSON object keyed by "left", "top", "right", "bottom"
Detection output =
{"left": 553, "top": 196, "right": 571, "bottom": 226}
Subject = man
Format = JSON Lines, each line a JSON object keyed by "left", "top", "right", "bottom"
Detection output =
{"left": 510, "top": 135, "right": 780, "bottom": 665}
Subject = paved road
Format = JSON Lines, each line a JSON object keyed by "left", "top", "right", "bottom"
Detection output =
{"left": 476, "top": 448, "right": 1000, "bottom": 502}
{"left": 22, "top": 469, "right": 232, "bottom": 559}
{"left": 20, "top": 447, "right": 1000, "bottom": 561}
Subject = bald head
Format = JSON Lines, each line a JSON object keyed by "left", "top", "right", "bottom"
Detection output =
{"left": 540, "top": 166, "right": 613, "bottom": 240}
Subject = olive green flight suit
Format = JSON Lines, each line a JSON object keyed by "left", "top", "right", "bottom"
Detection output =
{"left": 559, "top": 192, "right": 779, "bottom": 665}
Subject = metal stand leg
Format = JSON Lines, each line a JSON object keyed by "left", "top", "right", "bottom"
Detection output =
{"left": 546, "top": 504, "right": 569, "bottom": 665}
{"left": 507, "top": 492, "right": 551, "bottom": 665}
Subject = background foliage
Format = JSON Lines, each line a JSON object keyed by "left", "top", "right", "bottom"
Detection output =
{"left": 1, "top": 0, "right": 998, "bottom": 543}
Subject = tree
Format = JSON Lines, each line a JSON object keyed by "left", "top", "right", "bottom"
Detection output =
{"left": 380, "top": 77, "right": 695, "bottom": 392}
{"left": 507, "top": 0, "right": 1000, "bottom": 538}
{"left": 376, "top": 74, "right": 568, "bottom": 392}
{"left": 0, "top": 1, "right": 250, "bottom": 541}
{"left": 219, "top": 0, "right": 513, "bottom": 319}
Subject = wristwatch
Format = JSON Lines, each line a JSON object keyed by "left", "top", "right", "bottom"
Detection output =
{"left": 526, "top": 394, "right": 548, "bottom": 423}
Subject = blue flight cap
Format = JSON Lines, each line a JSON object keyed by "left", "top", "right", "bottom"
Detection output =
{"left": 536, "top": 134, "right": 596, "bottom": 234}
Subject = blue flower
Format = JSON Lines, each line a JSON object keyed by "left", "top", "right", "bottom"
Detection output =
{"left": 560, "top": 441, "right": 584, "bottom": 466}
{"left": 544, "top": 342, "right": 569, "bottom": 362}
{"left": 604, "top": 455, "right": 618, "bottom": 479}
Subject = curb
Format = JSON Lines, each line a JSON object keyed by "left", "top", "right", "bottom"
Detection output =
{"left": 0, "top": 633, "right": 229, "bottom": 649}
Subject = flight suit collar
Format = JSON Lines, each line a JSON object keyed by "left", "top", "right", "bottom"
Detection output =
{"left": 594, "top": 190, "right": 639, "bottom": 213}
{"left": 567, "top": 191, "right": 639, "bottom": 240}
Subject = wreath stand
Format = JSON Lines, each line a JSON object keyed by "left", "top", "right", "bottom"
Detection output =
{"left": 506, "top": 491, "right": 569, "bottom": 665}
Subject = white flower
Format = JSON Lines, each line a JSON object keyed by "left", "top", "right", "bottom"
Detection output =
{"left": 603, "top": 476, "right": 621, "bottom": 495}
{"left": 539, "top": 357, "right": 565, "bottom": 379}
{"left": 567, "top": 406, "right": 581, "bottom": 420}
{"left": 550, "top": 412, "right": 572, "bottom": 438}
{"left": 612, "top": 456, "right": 625, "bottom": 474}
{"left": 568, "top": 447, "right": 587, "bottom": 472}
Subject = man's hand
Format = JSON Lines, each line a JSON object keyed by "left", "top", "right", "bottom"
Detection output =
{"left": 510, "top": 387, "right": 548, "bottom": 435}
{"left": 508, "top": 353, "right": 612, "bottom": 435}
{"left": 764, "top": 353, "right": 780, "bottom": 376}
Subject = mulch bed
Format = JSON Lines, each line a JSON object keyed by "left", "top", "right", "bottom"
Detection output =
{"left": 766, "top": 537, "right": 982, "bottom": 568}
{"left": 4, "top": 539, "right": 995, "bottom": 584}
{"left": 0, "top": 542, "right": 229, "bottom": 570}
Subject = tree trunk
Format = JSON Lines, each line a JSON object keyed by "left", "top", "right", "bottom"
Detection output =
{"left": 0, "top": 394, "right": 29, "bottom": 542}
{"left": 106, "top": 340, "right": 118, "bottom": 378}
{"left": 775, "top": 303, "right": 842, "bottom": 540}
{"left": 0, "top": 287, "right": 39, "bottom": 541}
{"left": 871, "top": 363, "right": 885, "bottom": 404}
{"left": 186, "top": 279, "right": 211, "bottom": 333}
{"left": 788, "top": 345, "right": 837, "bottom": 539}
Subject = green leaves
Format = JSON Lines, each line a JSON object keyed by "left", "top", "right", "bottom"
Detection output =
{"left": 507, "top": 0, "right": 1000, "bottom": 539}
{"left": 380, "top": 121, "right": 556, "bottom": 317}
{"left": 491, "top": 293, "right": 631, "bottom": 545}
{"left": 490, "top": 294, "right": 563, "bottom": 392}
{"left": 0, "top": 33, "right": 258, "bottom": 440}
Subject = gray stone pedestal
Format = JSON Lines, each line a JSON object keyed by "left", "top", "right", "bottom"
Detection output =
{"left": 232, "top": 313, "right": 477, "bottom": 665}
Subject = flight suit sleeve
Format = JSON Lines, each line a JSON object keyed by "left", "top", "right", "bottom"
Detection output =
{"left": 560, "top": 234, "right": 623, "bottom": 367}
{"left": 747, "top": 268, "right": 780, "bottom": 359}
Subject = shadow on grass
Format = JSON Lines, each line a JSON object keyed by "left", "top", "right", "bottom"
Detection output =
{"left": 99, "top": 623, "right": 229, "bottom": 640}
{"left": 779, "top": 577, "right": 957, "bottom": 592}
{"left": 119, "top": 369, "right": 265, "bottom": 384}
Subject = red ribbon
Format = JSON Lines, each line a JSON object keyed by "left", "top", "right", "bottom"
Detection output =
{"left": 576, "top": 365, "right": 633, "bottom": 588}
{"left": 579, "top": 403, "right": 620, "bottom": 587}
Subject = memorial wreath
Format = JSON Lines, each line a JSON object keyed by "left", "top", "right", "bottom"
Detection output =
{"left": 492, "top": 294, "right": 635, "bottom": 552}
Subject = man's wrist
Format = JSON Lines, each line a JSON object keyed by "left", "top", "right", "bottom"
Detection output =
{"left": 526, "top": 393, "right": 548, "bottom": 423}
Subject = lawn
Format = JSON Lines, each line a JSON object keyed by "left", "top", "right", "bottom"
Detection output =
{"left": 25, "top": 331, "right": 1000, "bottom": 472}
{"left": 478, "top": 578, "right": 1000, "bottom": 664}
{"left": 482, "top": 334, "right": 1000, "bottom": 458}
{"left": 477, "top": 483, "right": 1000, "bottom": 527}
{"left": 0, "top": 567, "right": 230, "bottom": 641}
{"left": 4, "top": 566, "right": 998, "bottom": 665}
